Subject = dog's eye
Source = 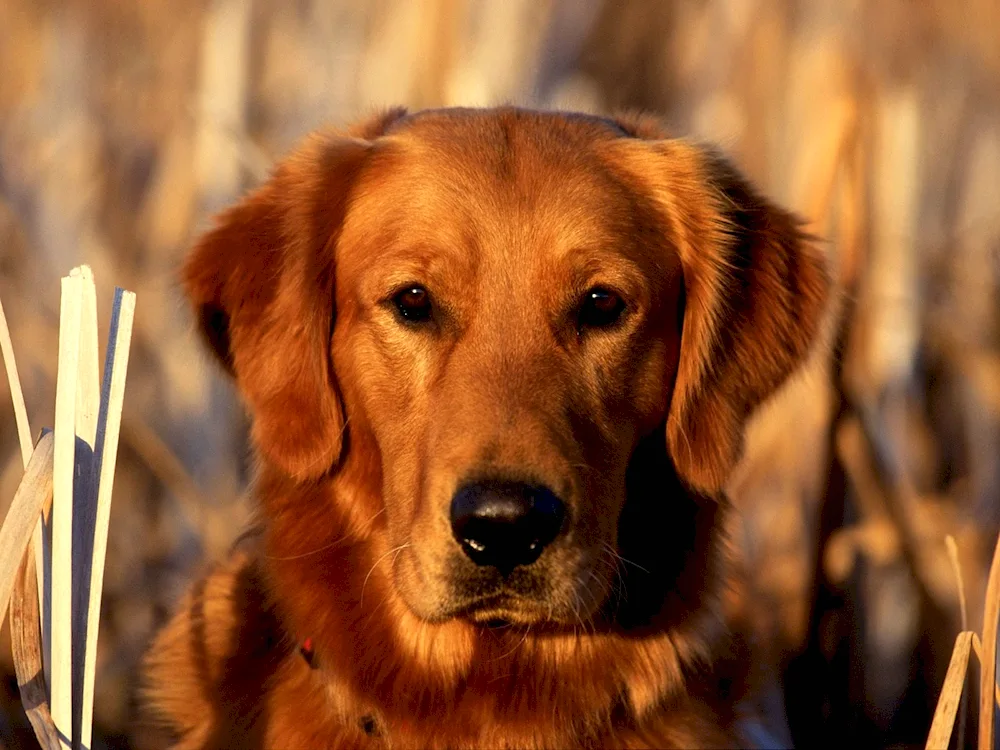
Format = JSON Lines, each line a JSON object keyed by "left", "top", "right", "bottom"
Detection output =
{"left": 393, "top": 285, "right": 433, "bottom": 323}
{"left": 578, "top": 287, "right": 625, "bottom": 330}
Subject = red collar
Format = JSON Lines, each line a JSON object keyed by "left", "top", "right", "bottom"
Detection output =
{"left": 296, "top": 638, "right": 380, "bottom": 738}
{"left": 298, "top": 637, "right": 317, "bottom": 668}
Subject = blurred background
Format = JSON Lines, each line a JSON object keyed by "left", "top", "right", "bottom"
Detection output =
{"left": 1, "top": 0, "right": 999, "bottom": 747}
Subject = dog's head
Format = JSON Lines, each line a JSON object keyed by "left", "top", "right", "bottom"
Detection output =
{"left": 184, "top": 107, "right": 830, "bottom": 630}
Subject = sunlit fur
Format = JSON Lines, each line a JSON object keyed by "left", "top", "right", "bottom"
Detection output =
{"left": 145, "top": 107, "right": 831, "bottom": 749}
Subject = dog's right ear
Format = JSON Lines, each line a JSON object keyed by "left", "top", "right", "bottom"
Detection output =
{"left": 182, "top": 111, "right": 404, "bottom": 480}
{"left": 606, "top": 123, "right": 832, "bottom": 497}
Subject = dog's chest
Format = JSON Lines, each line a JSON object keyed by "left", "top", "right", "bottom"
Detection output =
{"left": 268, "top": 653, "right": 733, "bottom": 750}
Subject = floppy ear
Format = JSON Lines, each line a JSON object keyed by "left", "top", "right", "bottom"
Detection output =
{"left": 182, "top": 130, "right": 378, "bottom": 481}
{"left": 610, "top": 131, "right": 833, "bottom": 495}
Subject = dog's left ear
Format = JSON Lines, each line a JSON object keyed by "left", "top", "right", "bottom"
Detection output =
{"left": 182, "top": 135, "right": 368, "bottom": 480}
{"left": 181, "top": 109, "right": 407, "bottom": 481}
{"left": 608, "top": 128, "right": 833, "bottom": 496}
{"left": 182, "top": 113, "right": 406, "bottom": 481}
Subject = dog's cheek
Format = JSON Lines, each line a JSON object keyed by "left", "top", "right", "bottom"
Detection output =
{"left": 336, "top": 329, "right": 418, "bottom": 487}
{"left": 543, "top": 543, "right": 617, "bottom": 622}
{"left": 343, "top": 328, "right": 455, "bottom": 606}
{"left": 629, "top": 342, "right": 677, "bottom": 437}
{"left": 390, "top": 530, "right": 456, "bottom": 620}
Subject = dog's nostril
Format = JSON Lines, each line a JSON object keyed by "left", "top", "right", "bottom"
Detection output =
{"left": 449, "top": 481, "right": 566, "bottom": 575}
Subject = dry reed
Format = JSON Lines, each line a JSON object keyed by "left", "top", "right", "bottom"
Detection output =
{"left": 1, "top": 1, "right": 998, "bottom": 746}
{"left": 0, "top": 268, "right": 134, "bottom": 749}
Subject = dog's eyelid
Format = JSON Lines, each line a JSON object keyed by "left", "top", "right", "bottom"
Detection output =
{"left": 586, "top": 282, "right": 628, "bottom": 302}
{"left": 380, "top": 278, "right": 425, "bottom": 301}
{"left": 571, "top": 259, "right": 645, "bottom": 303}
{"left": 578, "top": 279, "right": 635, "bottom": 309}
{"left": 387, "top": 281, "right": 427, "bottom": 299}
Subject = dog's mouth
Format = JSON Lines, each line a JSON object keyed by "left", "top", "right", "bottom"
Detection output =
{"left": 398, "top": 542, "right": 613, "bottom": 626}
{"left": 450, "top": 593, "right": 552, "bottom": 627}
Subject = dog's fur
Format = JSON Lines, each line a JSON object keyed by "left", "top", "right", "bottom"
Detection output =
{"left": 145, "top": 107, "right": 831, "bottom": 749}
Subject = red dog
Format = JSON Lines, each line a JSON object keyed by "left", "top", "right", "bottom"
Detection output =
{"left": 145, "top": 107, "right": 830, "bottom": 748}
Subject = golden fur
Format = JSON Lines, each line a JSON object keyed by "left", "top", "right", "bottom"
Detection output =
{"left": 145, "top": 107, "right": 831, "bottom": 749}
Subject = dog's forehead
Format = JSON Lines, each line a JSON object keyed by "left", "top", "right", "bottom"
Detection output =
{"left": 349, "top": 109, "right": 646, "bottom": 246}
{"left": 385, "top": 107, "right": 629, "bottom": 149}
{"left": 335, "top": 108, "right": 673, "bottom": 295}
{"left": 369, "top": 109, "right": 628, "bottom": 191}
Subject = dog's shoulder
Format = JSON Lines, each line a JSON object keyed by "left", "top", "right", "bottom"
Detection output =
{"left": 142, "top": 539, "right": 293, "bottom": 747}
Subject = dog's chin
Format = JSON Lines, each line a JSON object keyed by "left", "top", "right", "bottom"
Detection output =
{"left": 399, "top": 587, "right": 584, "bottom": 627}
{"left": 437, "top": 591, "right": 610, "bottom": 630}
{"left": 455, "top": 596, "right": 552, "bottom": 627}
{"left": 394, "top": 552, "right": 611, "bottom": 626}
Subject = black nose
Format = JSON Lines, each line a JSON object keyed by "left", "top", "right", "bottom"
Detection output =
{"left": 450, "top": 481, "right": 566, "bottom": 575}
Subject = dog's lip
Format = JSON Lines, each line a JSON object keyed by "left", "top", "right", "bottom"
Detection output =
{"left": 449, "top": 593, "right": 548, "bottom": 625}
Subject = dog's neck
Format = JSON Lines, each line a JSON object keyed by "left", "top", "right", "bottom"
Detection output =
{"left": 249, "top": 432, "right": 735, "bottom": 744}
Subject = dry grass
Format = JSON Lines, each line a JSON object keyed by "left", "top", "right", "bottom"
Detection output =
{"left": 1, "top": 1, "right": 999, "bottom": 747}
{"left": 923, "top": 532, "right": 1000, "bottom": 750}
{"left": 1, "top": 267, "right": 134, "bottom": 749}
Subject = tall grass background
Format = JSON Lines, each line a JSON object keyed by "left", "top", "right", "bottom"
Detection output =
{"left": 1, "top": 1, "right": 999, "bottom": 747}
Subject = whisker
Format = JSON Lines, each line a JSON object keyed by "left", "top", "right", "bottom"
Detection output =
{"left": 266, "top": 507, "right": 386, "bottom": 561}
{"left": 360, "top": 543, "right": 411, "bottom": 608}
{"left": 596, "top": 548, "right": 629, "bottom": 608}
{"left": 602, "top": 542, "right": 650, "bottom": 574}
{"left": 581, "top": 573, "right": 602, "bottom": 635}
{"left": 570, "top": 590, "right": 587, "bottom": 635}
{"left": 265, "top": 536, "right": 348, "bottom": 561}
{"left": 362, "top": 593, "right": 392, "bottom": 631}
{"left": 495, "top": 625, "right": 532, "bottom": 660}
{"left": 299, "top": 416, "right": 353, "bottom": 473}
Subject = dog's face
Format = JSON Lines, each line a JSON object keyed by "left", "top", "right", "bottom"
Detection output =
{"left": 184, "top": 108, "right": 830, "bottom": 630}
{"left": 333, "top": 114, "right": 684, "bottom": 624}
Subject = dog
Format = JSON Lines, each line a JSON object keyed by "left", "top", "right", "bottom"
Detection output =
{"left": 144, "top": 106, "right": 831, "bottom": 748}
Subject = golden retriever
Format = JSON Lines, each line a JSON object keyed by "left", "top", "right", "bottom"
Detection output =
{"left": 145, "top": 106, "right": 831, "bottom": 749}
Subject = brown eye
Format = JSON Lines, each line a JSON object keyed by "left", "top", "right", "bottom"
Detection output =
{"left": 393, "top": 285, "right": 433, "bottom": 323}
{"left": 578, "top": 287, "right": 625, "bottom": 330}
